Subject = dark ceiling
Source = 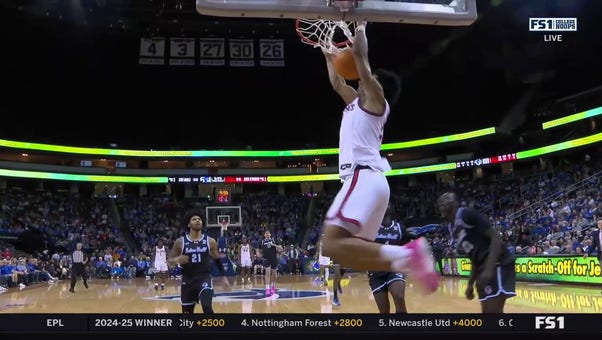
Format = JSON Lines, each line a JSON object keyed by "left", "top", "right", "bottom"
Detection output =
{"left": 0, "top": 0, "right": 601, "bottom": 151}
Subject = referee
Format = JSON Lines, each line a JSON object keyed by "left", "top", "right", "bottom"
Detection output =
{"left": 69, "top": 243, "right": 89, "bottom": 293}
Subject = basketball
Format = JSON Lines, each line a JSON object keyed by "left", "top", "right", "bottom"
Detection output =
{"left": 333, "top": 49, "right": 359, "bottom": 80}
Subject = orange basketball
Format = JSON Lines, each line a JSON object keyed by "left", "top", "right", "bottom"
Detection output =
{"left": 333, "top": 49, "right": 359, "bottom": 81}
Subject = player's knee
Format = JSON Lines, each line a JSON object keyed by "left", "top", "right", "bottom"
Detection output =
{"left": 322, "top": 226, "right": 353, "bottom": 257}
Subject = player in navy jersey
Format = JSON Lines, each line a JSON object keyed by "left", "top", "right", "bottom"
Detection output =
{"left": 437, "top": 192, "right": 516, "bottom": 313}
{"left": 368, "top": 203, "right": 414, "bottom": 313}
{"left": 258, "top": 230, "right": 283, "bottom": 296}
{"left": 168, "top": 209, "right": 230, "bottom": 314}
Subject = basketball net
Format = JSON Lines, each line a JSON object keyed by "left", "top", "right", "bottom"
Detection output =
{"left": 295, "top": 1, "right": 358, "bottom": 54}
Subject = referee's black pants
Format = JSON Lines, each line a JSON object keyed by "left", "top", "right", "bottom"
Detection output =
{"left": 70, "top": 263, "right": 88, "bottom": 290}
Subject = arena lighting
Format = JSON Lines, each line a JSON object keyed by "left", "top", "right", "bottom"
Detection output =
{"left": 516, "top": 131, "right": 602, "bottom": 159}
{"left": 0, "top": 127, "right": 496, "bottom": 157}
{"left": 0, "top": 131, "right": 599, "bottom": 183}
{"left": 0, "top": 169, "right": 167, "bottom": 183}
{"left": 542, "top": 105, "right": 602, "bottom": 130}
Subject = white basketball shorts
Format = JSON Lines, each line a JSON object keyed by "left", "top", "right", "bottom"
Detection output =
{"left": 240, "top": 258, "right": 252, "bottom": 268}
{"left": 155, "top": 262, "right": 168, "bottom": 272}
{"left": 324, "top": 167, "right": 390, "bottom": 241}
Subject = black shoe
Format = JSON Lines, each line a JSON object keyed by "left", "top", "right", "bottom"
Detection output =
{"left": 84, "top": 283, "right": 89, "bottom": 289}
{"left": 69, "top": 288, "right": 74, "bottom": 293}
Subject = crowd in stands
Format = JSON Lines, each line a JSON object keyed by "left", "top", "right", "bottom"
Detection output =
{"left": 0, "top": 153, "right": 600, "bottom": 291}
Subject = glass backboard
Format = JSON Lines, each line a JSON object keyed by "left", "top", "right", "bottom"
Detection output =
{"left": 196, "top": 0, "right": 478, "bottom": 26}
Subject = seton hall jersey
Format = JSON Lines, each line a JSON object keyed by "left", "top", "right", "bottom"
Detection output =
{"left": 338, "top": 97, "right": 392, "bottom": 178}
{"left": 375, "top": 221, "right": 410, "bottom": 246}
{"left": 180, "top": 234, "right": 213, "bottom": 281}
{"left": 449, "top": 207, "right": 513, "bottom": 267}
{"left": 261, "top": 238, "right": 278, "bottom": 260}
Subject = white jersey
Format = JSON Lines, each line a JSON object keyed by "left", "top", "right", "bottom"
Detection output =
{"left": 240, "top": 244, "right": 252, "bottom": 263}
{"left": 338, "top": 97, "right": 392, "bottom": 178}
{"left": 154, "top": 246, "right": 167, "bottom": 269}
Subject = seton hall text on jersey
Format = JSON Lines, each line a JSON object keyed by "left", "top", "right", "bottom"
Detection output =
{"left": 184, "top": 246, "right": 207, "bottom": 253}
{"left": 376, "top": 233, "right": 399, "bottom": 240}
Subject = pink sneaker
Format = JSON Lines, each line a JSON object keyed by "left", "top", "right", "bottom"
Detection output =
{"left": 271, "top": 287, "right": 276, "bottom": 295}
{"left": 406, "top": 237, "right": 440, "bottom": 294}
{"left": 265, "top": 289, "right": 272, "bottom": 297}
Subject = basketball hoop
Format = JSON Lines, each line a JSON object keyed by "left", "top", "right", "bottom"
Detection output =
{"left": 295, "top": 18, "right": 357, "bottom": 54}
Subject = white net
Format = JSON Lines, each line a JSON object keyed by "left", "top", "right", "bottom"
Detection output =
{"left": 295, "top": 19, "right": 357, "bottom": 54}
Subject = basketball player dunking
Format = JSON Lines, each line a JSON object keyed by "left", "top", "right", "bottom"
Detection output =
{"left": 369, "top": 203, "right": 413, "bottom": 313}
{"left": 237, "top": 236, "right": 253, "bottom": 285}
{"left": 437, "top": 192, "right": 516, "bottom": 313}
{"left": 168, "top": 210, "right": 231, "bottom": 314}
{"left": 152, "top": 239, "right": 169, "bottom": 291}
{"left": 319, "top": 22, "right": 439, "bottom": 294}
{"left": 258, "top": 230, "right": 283, "bottom": 296}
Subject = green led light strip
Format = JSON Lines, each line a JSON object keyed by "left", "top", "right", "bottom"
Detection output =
{"left": 265, "top": 163, "right": 457, "bottom": 182}
{"left": 380, "top": 127, "right": 495, "bottom": 150}
{"left": 0, "top": 169, "right": 167, "bottom": 183}
{"left": 517, "top": 131, "right": 602, "bottom": 159}
{"left": 542, "top": 105, "right": 602, "bottom": 130}
{"left": 0, "top": 131, "right": 599, "bottom": 183}
{"left": 0, "top": 127, "right": 495, "bottom": 158}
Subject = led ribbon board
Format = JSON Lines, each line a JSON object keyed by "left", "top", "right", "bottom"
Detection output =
{"left": 542, "top": 105, "right": 602, "bottom": 130}
{"left": 0, "top": 127, "right": 495, "bottom": 157}
{"left": 0, "top": 131, "right": 600, "bottom": 183}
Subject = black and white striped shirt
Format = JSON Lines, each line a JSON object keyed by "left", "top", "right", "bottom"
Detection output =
{"left": 72, "top": 250, "right": 85, "bottom": 264}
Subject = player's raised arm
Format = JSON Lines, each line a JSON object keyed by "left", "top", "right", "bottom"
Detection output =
{"left": 322, "top": 48, "right": 357, "bottom": 104}
{"left": 351, "top": 22, "right": 385, "bottom": 108}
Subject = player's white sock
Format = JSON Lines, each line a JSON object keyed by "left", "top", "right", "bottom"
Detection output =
{"left": 379, "top": 245, "right": 411, "bottom": 261}
{"left": 266, "top": 284, "right": 270, "bottom": 290}
{"left": 324, "top": 269, "right": 329, "bottom": 283}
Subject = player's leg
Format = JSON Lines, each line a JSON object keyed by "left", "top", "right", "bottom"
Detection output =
{"left": 477, "top": 263, "right": 516, "bottom": 313}
{"left": 199, "top": 277, "right": 215, "bottom": 314}
{"left": 369, "top": 272, "right": 391, "bottom": 313}
{"left": 332, "top": 264, "right": 342, "bottom": 306}
{"left": 270, "top": 263, "right": 278, "bottom": 294}
{"left": 242, "top": 265, "right": 249, "bottom": 284}
{"left": 322, "top": 170, "right": 435, "bottom": 277}
{"left": 181, "top": 285, "right": 197, "bottom": 314}
{"left": 386, "top": 273, "right": 407, "bottom": 313}
{"left": 264, "top": 265, "right": 273, "bottom": 296}
{"left": 317, "top": 261, "right": 325, "bottom": 284}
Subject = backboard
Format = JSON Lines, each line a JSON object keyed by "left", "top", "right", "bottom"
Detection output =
{"left": 196, "top": 0, "right": 478, "bottom": 26}
{"left": 206, "top": 206, "right": 242, "bottom": 228}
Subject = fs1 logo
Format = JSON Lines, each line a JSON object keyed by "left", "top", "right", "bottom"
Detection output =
{"left": 535, "top": 316, "right": 565, "bottom": 330}
{"left": 529, "top": 18, "right": 577, "bottom": 42}
{"left": 529, "top": 18, "right": 577, "bottom": 31}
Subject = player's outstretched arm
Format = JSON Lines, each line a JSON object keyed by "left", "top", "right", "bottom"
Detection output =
{"left": 322, "top": 48, "right": 357, "bottom": 104}
{"left": 351, "top": 23, "right": 385, "bottom": 111}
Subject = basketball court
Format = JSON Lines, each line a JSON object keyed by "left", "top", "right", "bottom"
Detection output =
{"left": 2, "top": 0, "right": 599, "bottom": 320}
{"left": 1, "top": 274, "right": 600, "bottom": 313}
